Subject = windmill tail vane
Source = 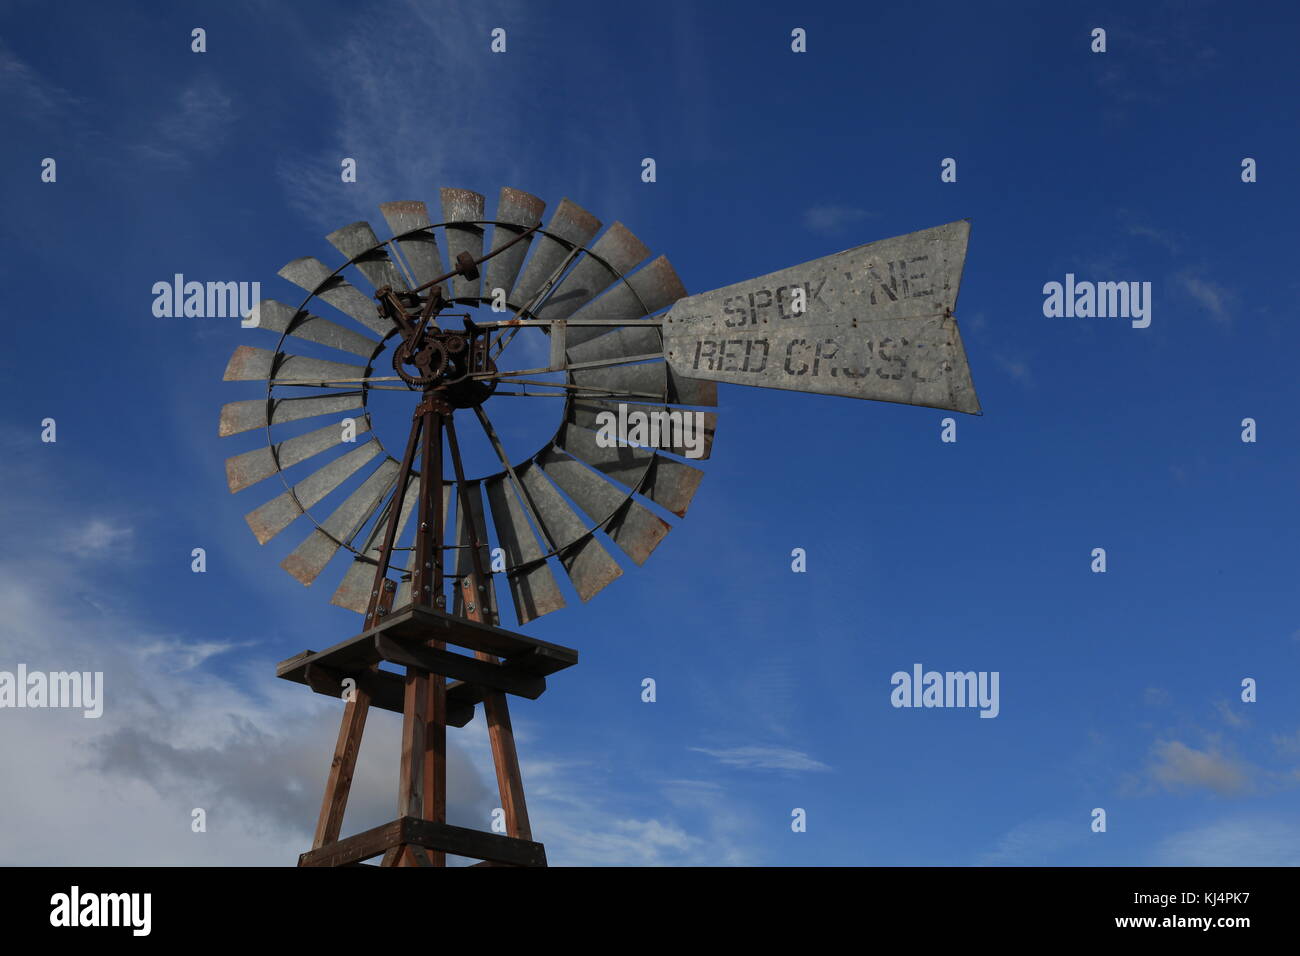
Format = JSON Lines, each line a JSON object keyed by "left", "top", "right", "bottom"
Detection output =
{"left": 217, "top": 185, "right": 979, "bottom": 866}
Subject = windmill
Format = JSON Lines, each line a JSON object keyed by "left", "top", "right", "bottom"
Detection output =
{"left": 219, "top": 186, "right": 979, "bottom": 867}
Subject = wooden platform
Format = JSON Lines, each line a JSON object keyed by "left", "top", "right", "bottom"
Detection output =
{"left": 277, "top": 604, "right": 578, "bottom": 725}
{"left": 299, "top": 816, "right": 547, "bottom": 868}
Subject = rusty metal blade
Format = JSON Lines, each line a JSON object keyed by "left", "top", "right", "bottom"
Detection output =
{"left": 565, "top": 255, "right": 687, "bottom": 349}
{"left": 281, "top": 458, "right": 400, "bottom": 585}
{"left": 451, "top": 480, "right": 501, "bottom": 625}
{"left": 484, "top": 474, "right": 566, "bottom": 624}
{"left": 534, "top": 222, "right": 650, "bottom": 323}
{"left": 510, "top": 198, "right": 601, "bottom": 308}
{"left": 331, "top": 472, "right": 421, "bottom": 612}
{"left": 536, "top": 445, "right": 670, "bottom": 566}
{"left": 568, "top": 400, "right": 715, "bottom": 460}
{"left": 637, "top": 454, "right": 705, "bottom": 517}
{"left": 662, "top": 220, "right": 979, "bottom": 414}
{"left": 379, "top": 201, "right": 448, "bottom": 292}
{"left": 483, "top": 187, "right": 545, "bottom": 305}
{"left": 516, "top": 459, "right": 622, "bottom": 601}
{"left": 277, "top": 256, "right": 392, "bottom": 338}
{"left": 326, "top": 221, "right": 408, "bottom": 292}
{"left": 441, "top": 188, "right": 485, "bottom": 302}
{"left": 667, "top": 367, "right": 717, "bottom": 406}
{"left": 243, "top": 440, "right": 382, "bottom": 545}
{"left": 225, "top": 415, "right": 371, "bottom": 493}
{"left": 222, "top": 345, "right": 367, "bottom": 384}
{"left": 253, "top": 299, "right": 380, "bottom": 359}
{"left": 219, "top": 392, "right": 364, "bottom": 437}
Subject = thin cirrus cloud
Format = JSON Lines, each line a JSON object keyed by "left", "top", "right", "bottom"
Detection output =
{"left": 1147, "top": 739, "right": 1253, "bottom": 796}
{"left": 1175, "top": 271, "right": 1232, "bottom": 323}
{"left": 803, "top": 204, "right": 872, "bottom": 235}
{"left": 691, "top": 745, "right": 831, "bottom": 772}
{"left": 1153, "top": 815, "right": 1300, "bottom": 866}
{"left": 130, "top": 75, "right": 237, "bottom": 168}
{"left": 0, "top": 39, "right": 79, "bottom": 118}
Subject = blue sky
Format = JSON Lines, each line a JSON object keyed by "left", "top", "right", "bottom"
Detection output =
{"left": 1, "top": 0, "right": 1299, "bottom": 865}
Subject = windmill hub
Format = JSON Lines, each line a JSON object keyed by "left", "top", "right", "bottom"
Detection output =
{"left": 390, "top": 323, "right": 499, "bottom": 408}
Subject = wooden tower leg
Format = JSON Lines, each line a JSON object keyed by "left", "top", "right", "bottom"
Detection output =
{"left": 312, "top": 685, "right": 372, "bottom": 848}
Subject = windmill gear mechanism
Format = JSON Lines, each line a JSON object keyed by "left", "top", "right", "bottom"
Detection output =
{"left": 218, "top": 186, "right": 980, "bottom": 867}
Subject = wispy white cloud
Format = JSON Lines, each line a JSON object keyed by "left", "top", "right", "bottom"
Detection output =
{"left": 131, "top": 75, "right": 237, "bottom": 168}
{"left": 1154, "top": 815, "right": 1300, "bottom": 866}
{"left": 803, "top": 204, "right": 871, "bottom": 235}
{"left": 980, "top": 817, "right": 1082, "bottom": 865}
{"left": 0, "top": 39, "right": 79, "bottom": 118}
{"left": 1148, "top": 739, "right": 1252, "bottom": 795}
{"left": 59, "top": 518, "right": 134, "bottom": 557}
{"left": 1176, "top": 271, "right": 1232, "bottom": 323}
{"left": 270, "top": 0, "right": 535, "bottom": 229}
{"left": 690, "top": 745, "right": 830, "bottom": 773}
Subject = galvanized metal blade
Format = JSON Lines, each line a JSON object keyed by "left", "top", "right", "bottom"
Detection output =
{"left": 330, "top": 472, "right": 421, "bottom": 612}
{"left": 533, "top": 222, "right": 651, "bottom": 323}
{"left": 243, "top": 439, "right": 382, "bottom": 545}
{"left": 222, "top": 345, "right": 367, "bottom": 385}
{"left": 510, "top": 199, "right": 601, "bottom": 309}
{"left": 326, "top": 221, "right": 408, "bottom": 292}
{"left": 566, "top": 325, "right": 662, "bottom": 365}
{"left": 568, "top": 400, "right": 715, "bottom": 460}
{"left": 516, "top": 459, "right": 622, "bottom": 601}
{"left": 565, "top": 327, "right": 716, "bottom": 407}
{"left": 484, "top": 474, "right": 566, "bottom": 625}
{"left": 281, "top": 457, "right": 401, "bottom": 586}
{"left": 451, "top": 479, "right": 500, "bottom": 625}
{"left": 483, "top": 187, "right": 545, "bottom": 306}
{"left": 252, "top": 299, "right": 380, "bottom": 359}
{"left": 379, "top": 201, "right": 448, "bottom": 292}
{"left": 535, "top": 445, "right": 670, "bottom": 566}
{"left": 557, "top": 423, "right": 703, "bottom": 517}
{"left": 219, "top": 392, "right": 364, "bottom": 438}
{"left": 565, "top": 255, "right": 686, "bottom": 349}
{"left": 440, "top": 188, "right": 485, "bottom": 302}
{"left": 662, "top": 220, "right": 979, "bottom": 414}
{"left": 277, "top": 257, "right": 392, "bottom": 338}
{"left": 556, "top": 420, "right": 653, "bottom": 490}
{"left": 569, "top": 362, "right": 664, "bottom": 401}
{"left": 225, "top": 414, "right": 371, "bottom": 493}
